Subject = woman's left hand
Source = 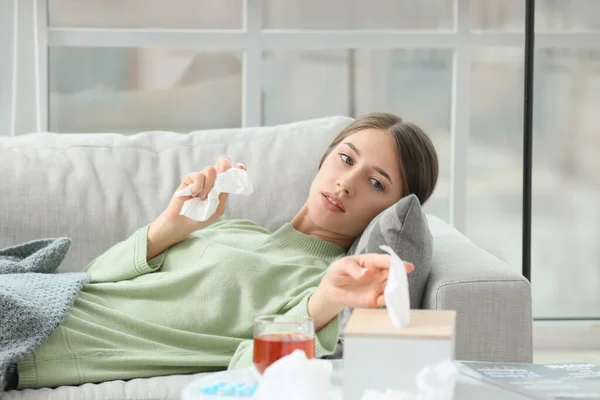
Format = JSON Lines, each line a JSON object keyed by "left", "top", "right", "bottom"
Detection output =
{"left": 308, "top": 254, "right": 414, "bottom": 331}
{"left": 323, "top": 254, "right": 415, "bottom": 308}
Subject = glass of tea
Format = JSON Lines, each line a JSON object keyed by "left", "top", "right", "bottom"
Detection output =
{"left": 253, "top": 315, "right": 315, "bottom": 374}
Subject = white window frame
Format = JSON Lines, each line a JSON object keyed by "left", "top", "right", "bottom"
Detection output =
{"left": 5, "top": 0, "right": 600, "bottom": 234}
{"left": 3, "top": 0, "right": 600, "bottom": 350}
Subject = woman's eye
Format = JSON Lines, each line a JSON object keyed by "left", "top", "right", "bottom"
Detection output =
{"left": 340, "top": 153, "right": 353, "bottom": 165}
{"left": 371, "top": 178, "right": 385, "bottom": 191}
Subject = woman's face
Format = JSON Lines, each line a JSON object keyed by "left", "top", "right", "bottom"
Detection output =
{"left": 307, "top": 128, "right": 404, "bottom": 239}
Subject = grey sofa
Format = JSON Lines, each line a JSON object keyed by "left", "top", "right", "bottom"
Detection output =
{"left": 0, "top": 116, "right": 532, "bottom": 400}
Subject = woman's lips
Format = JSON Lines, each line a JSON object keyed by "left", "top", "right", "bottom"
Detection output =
{"left": 321, "top": 193, "right": 345, "bottom": 213}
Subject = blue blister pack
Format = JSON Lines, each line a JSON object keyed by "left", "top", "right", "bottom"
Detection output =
{"left": 181, "top": 368, "right": 261, "bottom": 400}
{"left": 199, "top": 380, "right": 258, "bottom": 397}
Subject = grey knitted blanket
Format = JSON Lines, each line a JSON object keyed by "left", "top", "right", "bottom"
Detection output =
{"left": 0, "top": 238, "right": 89, "bottom": 391}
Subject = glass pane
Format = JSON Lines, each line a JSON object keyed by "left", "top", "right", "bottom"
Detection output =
{"left": 49, "top": 0, "right": 242, "bottom": 29}
{"left": 263, "top": 0, "right": 453, "bottom": 30}
{"left": 537, "top": 0, "right": 600, "bottom": 32}
{"left": 262, "top": 50, "right": 350, "bottom": 124}
{"left": 471, "top": 0, "right": 524, "bottom": 32}
{"left": 262, "top": 49, "right": 452, "bottom": 221}
{"left": 469, "top": 47, "right": 600, "bottom": 319}
{"left": 50, "top": 48, "right": 242, "bottom": 133}
{"left": 532, "top": 48, "right": 600, "bottom": 318}
{"left": 467, "top": 48, "right": 524, "bottom": 274}
{"left": 472, "top": 0, "right": 600, "bottom": 32}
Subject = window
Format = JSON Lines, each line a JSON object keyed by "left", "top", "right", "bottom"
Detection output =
{"left": 3, "top": 0, "right": 600, "bottom": 320}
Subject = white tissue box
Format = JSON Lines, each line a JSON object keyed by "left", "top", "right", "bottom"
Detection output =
{"left": 343, "top": 308, "right": 457, "bottom": 400}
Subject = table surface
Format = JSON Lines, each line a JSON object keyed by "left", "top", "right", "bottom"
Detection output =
{"left": 181, "top": 360, "right": 530, "bottom": 400}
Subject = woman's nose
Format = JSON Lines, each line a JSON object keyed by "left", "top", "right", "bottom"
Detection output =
{"left": 337, "top": 179, "right": 353, "bottom": 196}
{"left": 337, "top": 169, "right": 359, "bottom": 196}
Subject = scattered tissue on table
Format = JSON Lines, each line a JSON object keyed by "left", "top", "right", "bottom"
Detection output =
{"left": 254, "top": 349, "right": 332, "bottom": 400}
{"left": 360, "top": 360, "right": 458, "bottom": 400}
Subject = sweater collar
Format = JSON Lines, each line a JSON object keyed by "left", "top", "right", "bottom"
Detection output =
{"left": 270, "top": 223, "right": 347, "bottom": 260}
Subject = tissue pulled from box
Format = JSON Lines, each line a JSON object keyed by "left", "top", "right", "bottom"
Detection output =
{"left": 361, "top": 360, "right": 458, "bottom": 400}
{"left": 380, "top": 245, "right": 411, "bottom": 328}
{"left": 174, "top": 167, "right": 253, "bottom": 222}
{"left": 254, "top": 349, "right": 332, "bottom": 400}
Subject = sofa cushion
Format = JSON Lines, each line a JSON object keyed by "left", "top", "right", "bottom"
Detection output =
{"left": 348, "top": 194, "right": 433, "bottom": 309}
{"left": 331, "top": 194, "right": 433, "bottom": 354}
{"left": 3, "top": 372, "right": 211, "bottom": 400}
{"left": 0, "top": 116, "right": 353, "bottom": 272}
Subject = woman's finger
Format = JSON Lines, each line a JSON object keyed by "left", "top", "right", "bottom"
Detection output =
{"left": 192, "top": 173, "right": 206, "bottom": 198}
{"left": 217, "top": 192, "right": 229, "bottom": 211}
{"left": 215, "top": 155, "right": 232, "bottom": 173}
{"left": 352, "top": 254, "right": 391, "bottom": 270}
{"left": 341, "top": 258, "right": 367, "bottom": 281}
{"left": 380, "top": 269, "right": 389, "bottom": 282}
{"left": 236, "top": 162, "right": 246, "bottom": 170}
{"left": 177, "top": 172, "right": 195, "bottom": 191}
{"left": 200, "top": 167, "right": 217, "bottom": 200}
{"left": 352, "top": 253, "right": 415, "bottom": 274}
{"left": 376, "top": 294, "right": 386, "bottom": 307}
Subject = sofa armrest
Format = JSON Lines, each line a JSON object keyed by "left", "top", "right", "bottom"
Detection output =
{"left": 424, "top": 216, "right": 532, "bottom": 363}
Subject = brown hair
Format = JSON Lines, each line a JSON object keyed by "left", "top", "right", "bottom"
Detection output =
{"left": 318, "top": 112, "right": 439, "bottom": 204}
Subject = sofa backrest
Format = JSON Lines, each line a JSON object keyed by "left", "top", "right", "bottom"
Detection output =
{"left": 0, "top": 116, "right": 354, "bottom": 272}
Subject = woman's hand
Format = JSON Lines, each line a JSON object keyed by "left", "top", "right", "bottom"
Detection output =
{"left": 308, "top": 254, "right": 414, "bottom": 331}
{"left": 147, "top": 156, "right": 245, "bottom": 259}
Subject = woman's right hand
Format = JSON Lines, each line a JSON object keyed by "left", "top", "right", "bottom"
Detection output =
{"left": 147, "top": 156, "right": 245, "bottom": 257}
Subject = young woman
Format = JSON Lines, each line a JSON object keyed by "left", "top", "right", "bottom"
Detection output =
{"left": 11, "top": 112, "right": 438, "bottom": 390}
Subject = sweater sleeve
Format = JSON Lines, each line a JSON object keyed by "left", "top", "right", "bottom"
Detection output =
{"left": 227, "top": 290, "right": 340, "bottom": 370}
{"left": 84, "top": 224, "right": 168, "bottom": 283}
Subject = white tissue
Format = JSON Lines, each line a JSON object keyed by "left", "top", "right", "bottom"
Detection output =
{"left": 380, "top": 245, "right": 411, "bottom": 328}
{"left": 254, "top": 350, "right": 332, "bottom": 400}
{"left": 174, "top": 167, "right": 253, "bottom": 222}
{"left": 361, "top": 390, "right": 419, "bottom": 400}
{"left": 361, "top": 361, "right": 458, "bottom": 400}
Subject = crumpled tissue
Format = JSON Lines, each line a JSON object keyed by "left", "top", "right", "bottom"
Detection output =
{"left": 174, "top": 167, "right": 253, "bottom": 222}
{"left": 380, "top": 245, "right": 411, "bottom": 328}
{"left": 360, "top": 360, "right": 458, "bottom": 400}
{"left": 254, "top": 349, "right": 332, "bottom": 400}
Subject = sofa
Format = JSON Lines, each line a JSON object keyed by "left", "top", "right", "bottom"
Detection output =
{"left": 0, "top": 116, "right": 532, "bottom": 400}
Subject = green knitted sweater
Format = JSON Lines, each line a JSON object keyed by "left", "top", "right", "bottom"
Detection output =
{"left": 17, "top": 219, "right": 345, "bottom": 389}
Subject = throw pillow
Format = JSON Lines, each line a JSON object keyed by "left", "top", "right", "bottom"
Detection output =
{"left": 348, "top": 193, "right": 433, "bottom": 308}
{"left": 326, "top": 194, "right": 433, "bottom": 359}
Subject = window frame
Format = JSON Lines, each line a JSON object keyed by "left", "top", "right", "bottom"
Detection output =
{"left": 4, "top": 0, "right": 600, "bottom": 233}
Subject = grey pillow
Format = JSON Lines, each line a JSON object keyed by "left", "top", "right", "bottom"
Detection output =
{"left": 348, "top": 193, "right": 433, "bottom": 308}
{"left": 325, "top": 194, "right": 433, "bottom": 359}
